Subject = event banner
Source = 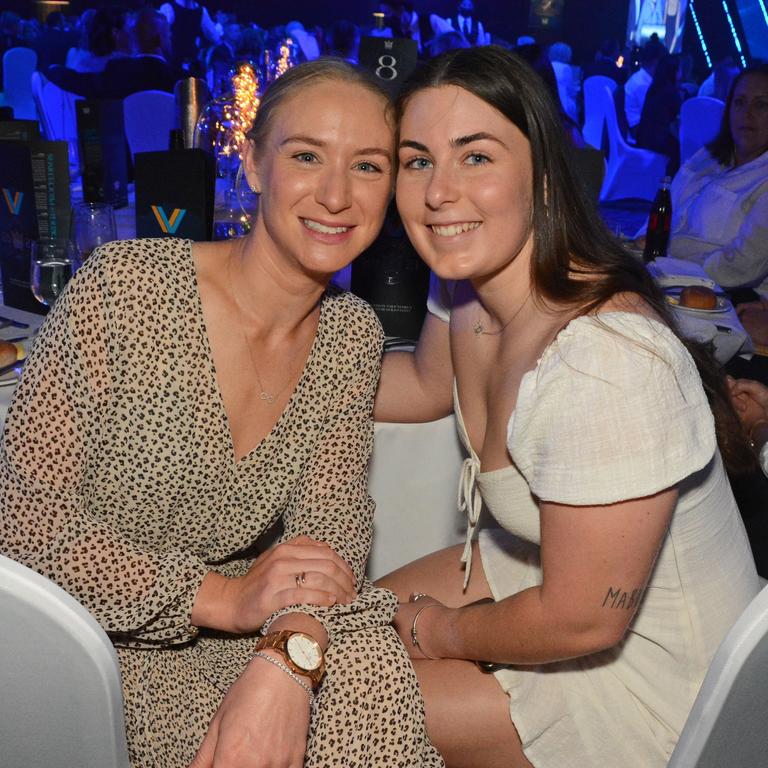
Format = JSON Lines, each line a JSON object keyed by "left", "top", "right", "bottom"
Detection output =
{"left": 358, "top": 36, "right": 418, "bottom": 97}
{"left": 0, "top": 137, "right": 71, "bottom": 313}
{"left": 134, "top": 149, "right": 215, "bottom": 241}
{"left": 76, "top": 99, "right": 129, "bottom": 208}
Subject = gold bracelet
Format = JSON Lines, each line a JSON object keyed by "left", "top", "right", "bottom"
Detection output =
{"left": 410, "top": 603, "right": 442, "bottom": 660}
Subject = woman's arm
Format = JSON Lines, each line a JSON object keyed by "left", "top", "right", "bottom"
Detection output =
{"left": 401, "top": 489, "right": 676, "bottom": 663}
{"left": 374, "top": 311, "right": 453, "bottom": 422}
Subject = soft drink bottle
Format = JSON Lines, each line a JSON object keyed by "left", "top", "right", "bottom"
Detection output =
{"left": 643, "top": 176, "right": 672, "bottom": 263}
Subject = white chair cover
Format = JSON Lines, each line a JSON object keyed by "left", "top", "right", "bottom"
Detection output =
{"left": 668, "top": 583, "right": 768, "bottom": 768}
{"left": 123, "top": 89, "right": 176, "bottom": 158}
{"left": 598, "top": 84, "right": 668, "bottom": 202}
{"left": 679, "top": 96, "right": 725, "bottom": 165}
{"left": 582, "top": 75, "right": 617, "bottom": 152}
{"left": 1, "top": 47, "right": 38, "bottom": 120}
{"left": 0, "top": 554, "right": 130, "bottom": 768}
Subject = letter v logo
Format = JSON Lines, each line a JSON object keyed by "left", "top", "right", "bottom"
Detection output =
{"left": 2, "top": 189, "right": 24, "bottom": 216}
{"left": 150, "top": 205, "right": 187, "bottom": 234}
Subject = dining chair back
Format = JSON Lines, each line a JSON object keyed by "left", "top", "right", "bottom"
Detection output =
{"left": 680, "top": 96, "right": 725, "bottom": 165}
{"left": 569, "top": 146, "right": 606, "bottom": 205}
{"left": 1, "top": 47, "right": 38, "bottom": 120}
{"left": 582, "top": 75, "right": 617, "bottom": 151}
{"left": 123, "top": 89, "right": 176, "bottom": 159}
{"left": 668, "top": 582, "right": 768, "bottom": 768}
{"left": 598, "top": 84, "right": 668, "bottom": 202}
{"left": 0, "top": 554, "right": 130, "bottom": 768}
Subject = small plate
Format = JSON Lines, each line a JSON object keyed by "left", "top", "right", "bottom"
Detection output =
{"left": 666, "top": 295, "right": 732, "bottom": 314}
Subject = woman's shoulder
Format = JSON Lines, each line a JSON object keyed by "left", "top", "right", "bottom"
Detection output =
{"left": 323, "top": 287, "right": 384, "bottom": 346}
{"left": 83, "top": 237, "right": 192, "bottom": 284}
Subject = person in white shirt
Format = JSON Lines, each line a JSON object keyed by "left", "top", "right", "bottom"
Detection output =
{"left": 669, "top": 64, "right": 768, "bottom": 296}
{"left": 548, "top": 41, "right": 578, "bottom": 122}
{"left": 624, "top": 41, "right": 665, "bottom": 134}
{"left": 430, "top": 0, "right": 490, "bottom": 47}
{"left": 158, "top": 0, "right": 221, "bottom": 66}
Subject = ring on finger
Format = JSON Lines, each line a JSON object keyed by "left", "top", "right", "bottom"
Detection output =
{"left": 295, "top": 571, "right": 307, "bottom": 588}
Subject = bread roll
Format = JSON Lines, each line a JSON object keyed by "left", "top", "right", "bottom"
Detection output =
{"left": 680, "top": 286, "right": 718, "bottom": 310}
{"left": 0, "top": 340, "right": 18, "bottom": 367}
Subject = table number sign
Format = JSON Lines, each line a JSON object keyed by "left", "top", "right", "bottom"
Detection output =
{"left": 134, "top": 149, "right": 215, "bottom": 241}
{"left": 358, "top": 36, "right": 418, "bottom": 97}
{"left": 77, "top": 99, "right": 129, "bottom": 209}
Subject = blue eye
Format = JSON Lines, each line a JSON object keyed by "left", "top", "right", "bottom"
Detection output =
{"left": 403, "top": 156, "right": 432, "bottom": 170}
{"left": 465, "top": 153, "right": 489, "bottom": 165}
{"left": 294, "top": 152, "right": 317, "bottom": 163}
{"left": 355, "top": 161, "right": 382, "bottom": 174}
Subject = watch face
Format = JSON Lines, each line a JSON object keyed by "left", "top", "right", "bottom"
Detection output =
{"left": 286, "top": 633, "right": 322, "bottom": 672}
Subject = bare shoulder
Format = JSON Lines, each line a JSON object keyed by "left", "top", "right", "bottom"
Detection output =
{"left": 596, "top": 291, "right": 662, "bottom": 323}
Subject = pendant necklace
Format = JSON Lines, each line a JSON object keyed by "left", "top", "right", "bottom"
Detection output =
{"left": 227, "top": 247, "right": 287, "bottom": 405}
{"left": 473, "top": 294, "right": 531, "bottom": 337}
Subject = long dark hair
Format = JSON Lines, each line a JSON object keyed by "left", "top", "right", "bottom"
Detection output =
{"left": 707, "top": 62, "right": 768, "bottom": 166}
{"left": 397, "top": 46, "right": 752, "bottom": 473}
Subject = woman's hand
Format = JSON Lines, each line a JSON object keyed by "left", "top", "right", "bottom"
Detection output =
{"left": 736, "top": 301, "right": 768, "bottom": 346}
{"left": 728, "top": 377, "right": 768, "bottom": 436}
{"left": 193, "top": 536, "right": 356, "bottom": 634}
{"left": 189, "top": 652, "right": 311, "bottom": 768}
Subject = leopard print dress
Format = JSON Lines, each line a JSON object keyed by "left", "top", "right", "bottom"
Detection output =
{"left": 0, "top": 238, "right": 444, "bottom": 768}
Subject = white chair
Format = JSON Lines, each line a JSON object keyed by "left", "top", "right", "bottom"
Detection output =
{"left": 597, "top": 85, "right": 668, "bottom": 203}
{"left": 1, "top": 46, "right": 38, "bottom": 120}
{"left": 367, "top": 415, "right": 466, "bottom": 580}
{"left": 0, "top": 554, "right": 130, "bottom": 768}
{"left": 668, "top": 583, "right": 768, "bottom": 767}
{"left": 582, "top": 75, "right": 617, "bottom": 151}
{"left": 679, "top": 96, "right": 725, "bottom": 165}
{"left": 31, "top": 72, "right": 82, "bottom": 177}
{"left": 123, "top": 90, "right": 176, "bottom": 159}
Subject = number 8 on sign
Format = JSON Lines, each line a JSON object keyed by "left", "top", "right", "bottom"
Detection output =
{"left": 376, "top": 55, "right": 398, "bottom": 80}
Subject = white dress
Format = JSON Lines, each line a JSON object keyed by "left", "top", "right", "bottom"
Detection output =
{"left": 455, "top": 312, "right": 759, "bottom": 767}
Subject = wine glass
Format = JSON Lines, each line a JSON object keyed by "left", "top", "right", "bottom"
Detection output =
{"left": 29, "top": 239, "right": 82, "bottom": 307}
{"left": 71, "top": 202, "right": 117, "bottom": 261}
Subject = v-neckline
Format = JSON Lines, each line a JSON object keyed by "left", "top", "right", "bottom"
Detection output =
{"left": 187, "top": 240, "right": 328, "bottom": 467}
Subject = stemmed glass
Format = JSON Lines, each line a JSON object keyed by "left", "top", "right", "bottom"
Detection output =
{"left": 71, "top": 202, "right": 117, "bottom": 261}
{"left": 29, "top": 239, "right": 82, "bottom": 307}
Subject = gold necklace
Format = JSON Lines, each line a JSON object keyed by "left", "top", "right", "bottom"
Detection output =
{"left": 473, "top": 294, "right": 531, "bottom": 336}
{"left": 227, "top": 246, "right": 289, "bottom": 405}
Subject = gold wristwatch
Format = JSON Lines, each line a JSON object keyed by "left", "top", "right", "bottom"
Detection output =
{"left": 254, "top": 630, "right": 326, "bottom": 689}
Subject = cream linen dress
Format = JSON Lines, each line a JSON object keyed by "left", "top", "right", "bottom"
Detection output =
{"left": 0, "top": 239, "right": 443, "bottom": 768}
{"left": 455, "top": 312, "right": 760, "bottom": 768}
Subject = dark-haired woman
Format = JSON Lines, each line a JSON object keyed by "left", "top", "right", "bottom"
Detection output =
{"left": 669, "top": 63, "right": 768, "bottom": 298}
{"left": 0, "top": 60, "right": 442, "bottom": 768}
{"left": 375, "top": 46, "right": 759, "bottom": 768}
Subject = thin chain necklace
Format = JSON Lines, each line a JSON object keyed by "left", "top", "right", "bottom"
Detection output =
{"left": 227, "top": 246, "right": 291, "bottom": 405}
{"left": 473, "top": 294, "right": 531, "bottom": 336}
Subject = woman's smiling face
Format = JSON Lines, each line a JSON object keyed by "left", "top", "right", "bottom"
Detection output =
{"left": 396, "top": 85, "right": 535, "bottom": 283}
{"left": 245, "top": 78, "right": 394, "bottom": 278}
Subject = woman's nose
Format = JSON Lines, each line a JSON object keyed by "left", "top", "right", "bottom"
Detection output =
{"left": 424, "top": 164, "right": 458, "bottom": 210}
{"left": 315, "top": 165, "right": 352, "bottom": 213}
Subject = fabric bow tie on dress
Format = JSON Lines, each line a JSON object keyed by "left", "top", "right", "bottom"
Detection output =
{"left": 458, "top": 455, "right": 483, "bottom": 589}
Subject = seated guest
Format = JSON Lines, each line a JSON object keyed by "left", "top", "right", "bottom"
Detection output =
{"left": 33, "top": 11, "right": 79, "bottom": 71}
{"left": 698, "top": 55, "right": 741, "bottom": 102}
{"left": 582, "top": 37, "right": 627, "bottom": 85}
{"left": 65, "top": 8, "right": 125, "bottom": 74}
{"left": 325, "top": 19, "right": 360, "bottom": 64}
{"left": 100, "top": 9, "right": 184, "bottom": 99}
{"left": 0, "top": 59, "right": 441, "bottom": 768}
{"left": 375, "top": 45, "right": 758, "bottom": 768}
{"left": 624, "top": 40, "right": 665, "bottom": 136}
{"left": 635, "top": 54, "right": 683, "bottom": 173}
{"left": 285, "top": 20, "right": 320, "bottom": 61}
{"left": 548, "top": 41, "right": 578, "bottom": 123}
{"left": 159, "top": 0, "right": 221, "bottom": 69}
{"left": 668, "top": 64, "right": 768, "bottom": 296}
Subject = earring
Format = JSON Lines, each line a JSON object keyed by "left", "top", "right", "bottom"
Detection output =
{"left": 248, "top": 181, "right": 259, "bottom": 193}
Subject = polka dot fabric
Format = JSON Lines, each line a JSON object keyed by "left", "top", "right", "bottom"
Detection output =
{"left": 0, "top": 238, "right": 443, "bottom": 767}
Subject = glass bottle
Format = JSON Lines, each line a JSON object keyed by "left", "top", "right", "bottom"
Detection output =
{"left": 643, "top": 176, "right": 672, "bottom": 263}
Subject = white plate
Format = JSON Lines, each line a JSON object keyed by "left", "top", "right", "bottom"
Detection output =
{"left": 666, "top": 295, "right": 732, "bottom": 314}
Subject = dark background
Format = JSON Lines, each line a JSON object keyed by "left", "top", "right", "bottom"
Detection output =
{"left": 12, "top": 1, "right": 760, "bottom": 75}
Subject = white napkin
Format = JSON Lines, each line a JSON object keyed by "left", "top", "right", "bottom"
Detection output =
{"left": 647, "top": 257, "right": 717, "bottom": 290}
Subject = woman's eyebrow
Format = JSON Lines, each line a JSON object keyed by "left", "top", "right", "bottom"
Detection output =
{"left": 280, "top": 136, "right": 390, "bottom": 158}
{"left": 399, "top": 139, "right": 429, "bottom": 151}
{"left": 452, "top": 132, "right": 507, "bottom": 148}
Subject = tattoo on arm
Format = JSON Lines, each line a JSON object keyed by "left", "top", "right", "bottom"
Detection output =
{"left": 602, "top": 586, "right": 645, "bottom": 610}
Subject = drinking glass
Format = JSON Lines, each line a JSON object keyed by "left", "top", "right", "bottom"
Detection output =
{"left": 71, "top": 202, "right": 117, "bottom": 261}
{"left": 29, "top": 239, "right": 82, "bottom": 307}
